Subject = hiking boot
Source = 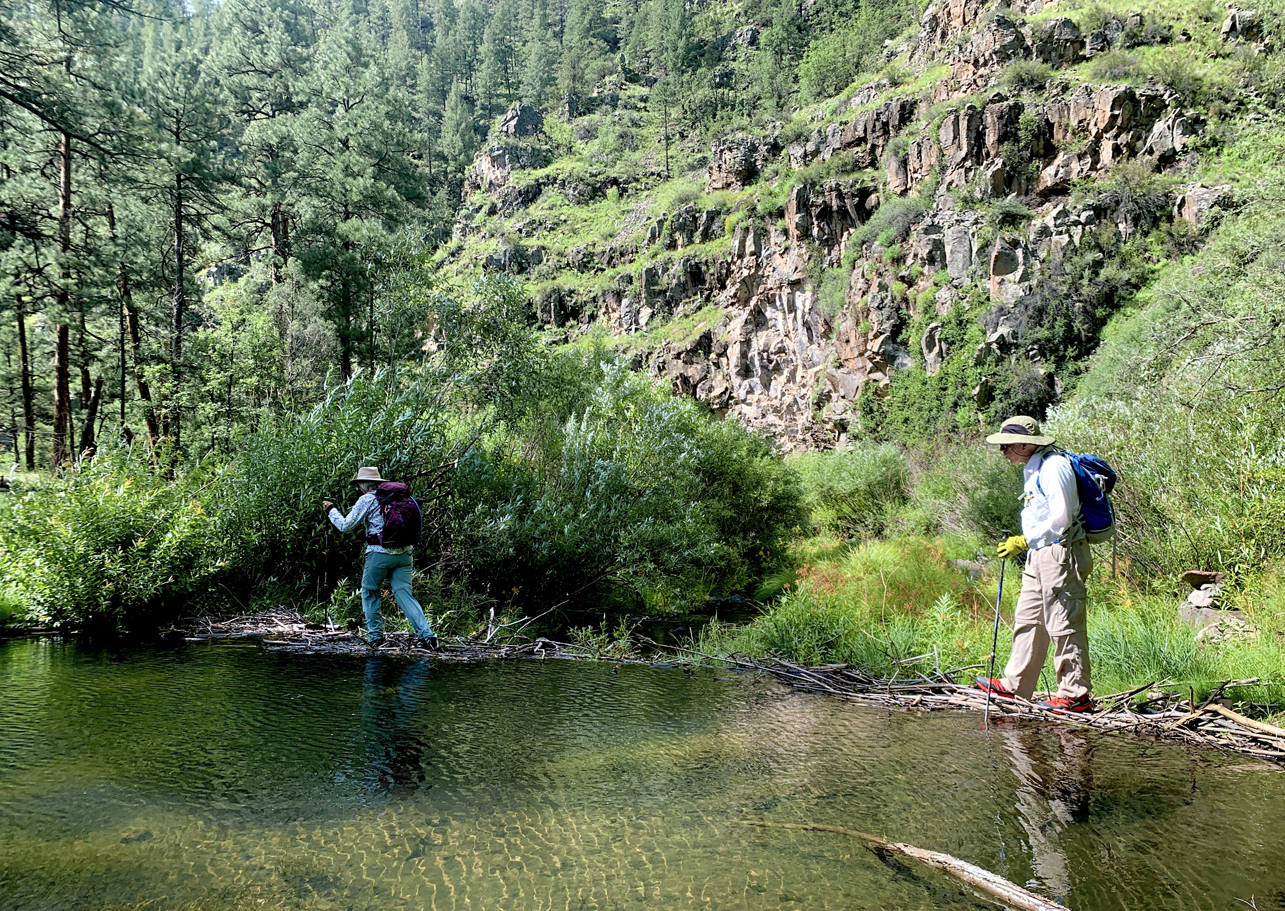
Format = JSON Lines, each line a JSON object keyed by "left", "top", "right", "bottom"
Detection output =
{"left": 366, "top": 636, "right": 386, "bottom": 650}
{"left": 412, "top": 635, "right": 440, "bottom": 651}
{"left": 975, "top": 676, "right": 1015, "bottom": 698}
{"left": 1036, "top": 694, "right": 1094, "bottom": 713}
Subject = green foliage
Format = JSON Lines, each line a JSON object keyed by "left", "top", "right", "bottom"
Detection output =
{"left": 0, "top": 449, "right": 223, "bottom": 630}
{"left": 796, "top": 0, "right": 918, "bottom": 103}
{"left": 1001, "top": 59, "right": 1052, "bottom": 92}
{"left": 890, "top": 443, "right": 1022, "bottom": 540}
{"left": 791, "top": 443, "right": 909, "bottom": 538}
{"left": 698, "top": 537, "right": 991, "bottom": 672}
{"left": 212, "top": 276, "right": 539, "bottom": 588}
{"left": 850, "top": 193, "right": 929, "bottom": 250}
{"left": 462, "top": 358, "right": 807, "bottom": 615}
{"left": 815, "top": 266, "right": 850, "bottom": 318}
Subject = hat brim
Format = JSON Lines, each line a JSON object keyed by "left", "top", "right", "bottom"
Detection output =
{"left": 985, "top": 431, "right": 1055, "bottom": 446}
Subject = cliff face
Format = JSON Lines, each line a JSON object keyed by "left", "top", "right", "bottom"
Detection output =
{"left": 452, "top": 0, "right": 1251, "bottom": 449}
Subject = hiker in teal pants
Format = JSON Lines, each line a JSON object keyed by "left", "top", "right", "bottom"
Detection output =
{"left": 324, "top": 466, "right": 438, "bottom": 650}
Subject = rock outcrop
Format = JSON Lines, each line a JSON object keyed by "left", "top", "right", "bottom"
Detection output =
{"left": 454, "top": 0, "right": 1224, "bottom": 448}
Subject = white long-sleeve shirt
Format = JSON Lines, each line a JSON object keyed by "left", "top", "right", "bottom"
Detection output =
{"left": 1020, "top": 448, "right": 1082, "bottom": 549}
{"left": 327, "top": 491, "right": 413, "bottom": 555}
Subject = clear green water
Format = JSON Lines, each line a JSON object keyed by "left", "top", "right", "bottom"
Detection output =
{"left": 2, "top": 639, "right": 1284, "bottom": 911}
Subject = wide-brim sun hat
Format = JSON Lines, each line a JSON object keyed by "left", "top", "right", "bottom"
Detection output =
{"left": 350, "top": 466, "right": 387, "bottom": 485}
{"left": 985, "top": 415, "right": 1055, "bottom": 446}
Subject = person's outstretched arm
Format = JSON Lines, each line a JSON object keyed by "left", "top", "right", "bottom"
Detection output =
{"left": 326, "top": 492, "right": 376, "bottom": 533}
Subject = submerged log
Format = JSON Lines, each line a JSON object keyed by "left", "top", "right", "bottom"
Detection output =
{"left": 747, "top": 822, "right": 1063, "bottom": 911}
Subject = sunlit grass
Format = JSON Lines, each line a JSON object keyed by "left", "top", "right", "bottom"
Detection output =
{"left": 696, "top": 534, "right": 1285, "bottom": 710}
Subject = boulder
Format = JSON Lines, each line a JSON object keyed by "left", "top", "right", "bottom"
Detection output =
{"left": 951, "top": 14, "right": 1032, "bottom": 92}
{"left": 921, "top": 322, "right": 946, "bottom": 375}
{"left": 944, "top": 225, "right": 974, "bottom": 279}
{"left": 499, "top": 103, "right": 544, "bottom": 137}
{"left": 888, "top": 155, "right": 910, "bottom": 196}
{"left": 708, "top": 134, "right": 772, "bottom": 192}
{"left": 1144, "top": 110, "right": 1199, "bottom": 162}
{"left": 1175, "top": 184, "right": 1233, "bottom": 227}
{"left": 912, "top": 223, "right": 947, "bottom": 272}
{"left": 1221, "top": 9, "right": 1262, "bottom": 42}
{"left": 1034, "top": 18, "right": 1086, "bottom": 67}
{"left": 989, "top": 238, "right": 1031, "bottom": 302}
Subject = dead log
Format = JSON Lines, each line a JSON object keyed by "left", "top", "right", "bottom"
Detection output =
{"left": 747, "top": 822, "right": 1062, "bottom": 911}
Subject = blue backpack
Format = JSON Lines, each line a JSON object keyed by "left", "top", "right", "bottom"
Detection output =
{"left": 1054, "top": 450, "right": 1118, "bottom": 544}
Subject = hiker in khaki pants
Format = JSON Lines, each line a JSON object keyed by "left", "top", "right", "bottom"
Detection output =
{"left": 975, "top": 416, "right": 1095, "bottom": 713}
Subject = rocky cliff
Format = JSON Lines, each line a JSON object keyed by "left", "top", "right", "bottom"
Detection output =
{"left": 450, "top": 0, "right": 1259, "bottom": 449}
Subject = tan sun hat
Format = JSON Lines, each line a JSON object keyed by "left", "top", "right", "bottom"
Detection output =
{"left": 985, "top": 415, "right": 1055, "bottom": 446}
{"left": 350, "top": 466, "right": 387, "bottom": 485}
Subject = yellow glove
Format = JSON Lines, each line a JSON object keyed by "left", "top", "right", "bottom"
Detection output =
{"left": 997, "top": 535, "right": 1028, "bottom": 559}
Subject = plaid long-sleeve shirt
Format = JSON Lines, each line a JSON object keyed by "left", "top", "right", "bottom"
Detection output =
{"left": 327, "top": 491, "right": 414, "bottom": 555}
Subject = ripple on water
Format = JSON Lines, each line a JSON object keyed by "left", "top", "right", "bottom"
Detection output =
{"left": 1, "top": 638, "right": 1283, "bottom": 911}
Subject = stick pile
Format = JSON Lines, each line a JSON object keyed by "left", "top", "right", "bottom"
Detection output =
{"left": 734, "top": 655, "right": 1285, "bottom": 764}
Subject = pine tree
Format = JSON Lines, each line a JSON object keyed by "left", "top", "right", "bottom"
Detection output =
{"left": 439, "top": 78, "right": 479, "bottom": 180}
{"left": 475, "top": 0, "right": 521, "bottom": 119}
{"left": 136, "top": 5, "right": 230, "bottom": 452}
{"left": 518, "top": 0, "right": 557, "bottom": 109}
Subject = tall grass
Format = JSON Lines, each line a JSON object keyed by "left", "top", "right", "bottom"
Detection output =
{"left": 699, "top": 537, "right": 997, "bottom": 675}
{"left": 698, "top": 533, "right": 1285, "bottom": 711}
{"left": 790, "top": 443, "right": 908, "bottom": 538}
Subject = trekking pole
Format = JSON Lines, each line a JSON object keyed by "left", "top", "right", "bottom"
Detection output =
{"left": 984, "top": 553, "right": 1008, "bottom": 730}
{"left": 323, "top": 524, "right": 332, "bottom": 629}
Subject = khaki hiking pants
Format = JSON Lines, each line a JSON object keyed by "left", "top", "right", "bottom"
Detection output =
{"left": 1001, "top": 540, "right": 1093, "bottom": 701}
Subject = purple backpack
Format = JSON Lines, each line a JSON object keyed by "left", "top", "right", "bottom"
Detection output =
{"left": 364, "top": 482, "right": 422, "bottom": 548}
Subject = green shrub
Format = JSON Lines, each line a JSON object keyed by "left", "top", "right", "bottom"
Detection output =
{"left": 0, "top": 449, "right": 223, "bottom": 631}
{"left": 851, "top": 193, "right": 929, "bottom": 250}
{"left": 792, "top": 443, "right": 909, "bottom": 538}
{"left": 460, "top": 359, "right": 807, "bottom": 616}
{"left": 698, "top": 537, "right": 991, "bottom": 672}
{"left": 1089, "top": 50, "right": 1142, "bottom": 81}
{"left": 1001, "top": 59, "right": 1052, "bottom": 92}
{"left": 893, "top": 443, "right": 1022, "bottom": 539}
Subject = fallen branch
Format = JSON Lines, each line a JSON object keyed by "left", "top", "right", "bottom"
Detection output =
{"left": 745, "top": 822, "right": 1062, "bottom": 911}
{"left": 1207, "top": 703, "right": 1285, "bottom": 740}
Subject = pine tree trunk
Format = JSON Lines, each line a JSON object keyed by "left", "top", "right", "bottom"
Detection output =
{"left": 167, "top": 169, "right": 185, "bottom": 451}
{"left": 270, "top": 202, "right": 290, "bottom": 285}
{"left": 107, "top": 205, "right": 160, "bottom": 449}
{"left": 78, "top": 375, "right": 104, "bottom": 459}
{"left": 15, "top": 299, "right": 36, "bottom": 471}
{"left": 51, "top": 131, "right": 73, "bottom": 470}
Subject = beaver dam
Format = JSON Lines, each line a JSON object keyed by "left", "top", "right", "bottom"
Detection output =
{"left": 4, "top": 626, "right": 1284, "bottom": 911}
{"left": 193, "top": 609, "right": 1285, "bottom": 766}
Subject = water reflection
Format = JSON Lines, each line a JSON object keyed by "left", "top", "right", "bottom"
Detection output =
{"left": 359, "top": 656, "right": 433, "bottom": 798}
{"left": 1001, "top": 724, "right": 1093, "bottom": 902}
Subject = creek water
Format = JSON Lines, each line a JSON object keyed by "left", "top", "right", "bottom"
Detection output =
{"left": 2, "top": 638, "right": 1283, "bottom": 911}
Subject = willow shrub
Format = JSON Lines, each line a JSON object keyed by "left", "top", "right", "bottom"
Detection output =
{"left": 213, "top": 365, "right": 468, "bottom": 594}
{"left": 0, "top": 449, "right": 223, "bottom": 630}
{"left": 460, "top": 360, "right": 807, "bottom": 616}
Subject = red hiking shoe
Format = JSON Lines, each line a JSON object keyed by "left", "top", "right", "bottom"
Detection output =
{"left": 1036, "top": 695, "right": 1094, "bottom": 713}
{"left": 975, "top": 677, "right": 1015, "bottom": 698}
